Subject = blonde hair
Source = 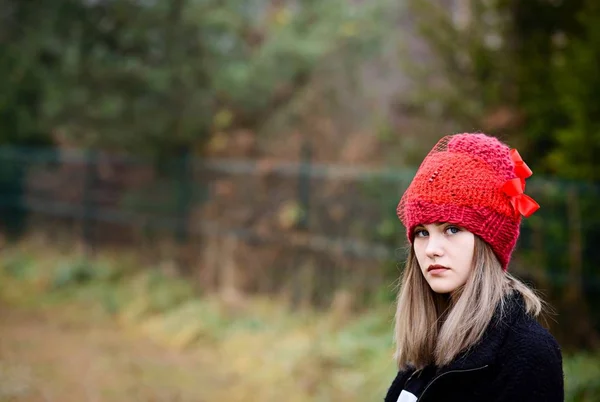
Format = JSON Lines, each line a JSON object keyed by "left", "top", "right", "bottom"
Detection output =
{"left": 393, "top": 236, "right": 543, "bottom": 370}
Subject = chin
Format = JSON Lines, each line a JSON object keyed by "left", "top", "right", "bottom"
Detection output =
{"left": 431, "top": 288, "right": 454, "bottom": 294}
{"left": 428, "top": 281, "right": 459, "bottom": 294}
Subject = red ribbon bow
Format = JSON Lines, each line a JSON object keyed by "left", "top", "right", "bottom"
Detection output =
{"left": 501, "top": 149, "right": 540, "bottom": 218}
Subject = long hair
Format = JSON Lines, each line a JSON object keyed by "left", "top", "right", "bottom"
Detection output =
{"left": 393, "top": 236, "right": 543, "bottom": 370}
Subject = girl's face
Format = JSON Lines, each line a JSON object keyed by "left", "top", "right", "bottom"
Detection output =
{"left": 413, "top": 223, "right": 475, "bottom": 294}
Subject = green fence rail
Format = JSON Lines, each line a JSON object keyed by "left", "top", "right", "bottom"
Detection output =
{"left": 0, "top": 145, "right": 600, "bottom": 344}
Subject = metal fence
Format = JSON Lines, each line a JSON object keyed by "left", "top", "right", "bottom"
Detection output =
{"left": 0, "top": 146, "right": 412, "bottom": 305}
{"left": 0, "top": 145, "right": 600, "bottom": 343}
{"left": 0, "top": 146, "right": 413, "bottom": 256}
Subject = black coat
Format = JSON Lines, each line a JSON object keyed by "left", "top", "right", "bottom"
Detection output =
{"left": 384, "top": 293, "right": 564, "bottom": 402}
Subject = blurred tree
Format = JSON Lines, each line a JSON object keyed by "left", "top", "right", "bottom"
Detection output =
{"left": 505, "top": 3, "right": 600, "bottom": 347}
{"left": 403, "top": 0, "right": 600, "bottom": 181}
{"left": 0, "top": 0, "right": 55, "bottom": 238}
{"left": 512, "top": 0, "right": 600, "bottom": 181}
{"left": 0, "top": 0, "right": 381, "bottom": 158}
{"left": 0, "top": 1, "right": 48, "bottom": 147}
{"left": 398, "top": 0, "right": 518, "bottom": 140}
{"left": 399, "top": 0, "right": 600, "bottom": 349}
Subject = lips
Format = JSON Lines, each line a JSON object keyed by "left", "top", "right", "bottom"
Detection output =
{"left": 427, "top": 264, "right": 450, "bottom": 272}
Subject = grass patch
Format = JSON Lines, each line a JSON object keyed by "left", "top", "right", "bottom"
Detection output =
{"left": 0, "top": 242, "right": 598, "bottom": 401}
{"left": 564, "top": 352, "right": 600, "bottom": 402}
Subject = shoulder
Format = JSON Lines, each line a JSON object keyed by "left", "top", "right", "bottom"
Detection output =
{"left": 498, "top": 313, "right": 563, "bottom": 376}
{"left": 384, "top": 368, "right": 415, "bottom": 402}
{"left": 488, "top": 313, "right": 564, "bottom": 400}
{"left": 505, "top": 313, "right": 561, "bottom": 356}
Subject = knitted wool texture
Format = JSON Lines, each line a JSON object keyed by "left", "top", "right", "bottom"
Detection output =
{"left": 397, "top": 133, "right": 528, "bottom": 270}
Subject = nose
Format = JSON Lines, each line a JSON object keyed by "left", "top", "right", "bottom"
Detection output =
{"left": 425, "top": 231, "right": 444, "bottom": 259}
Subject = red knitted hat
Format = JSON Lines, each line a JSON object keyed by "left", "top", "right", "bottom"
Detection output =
{"left": 397, "top": 133, "right": 539, "bottom": 270}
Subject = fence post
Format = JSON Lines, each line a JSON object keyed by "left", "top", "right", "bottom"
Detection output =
{"left": 291, "top": 140, "right": 313, "bottom": 309}
{"left": 0, "top": 148, "right": 27, "bottom": 240}
{"left": 175, "top": 146, "right": 192, "bottom": 272}
{"left": 82, "top": 149, "right": 97, "bottom": 254}
{"left": 563, "top": 185, "right": 600, "bottom": 347}
{"left": 298, "top": 140, "right": 312, "bottom": 230}
{"left": 175, "top": 147, "right": 192, "bottom": 244}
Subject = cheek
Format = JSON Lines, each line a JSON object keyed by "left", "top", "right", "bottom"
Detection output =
{"left": 457, "top": 237, "right": 475, "bottom": 275}
{"left": 413, "top": 243, "right": 427, "bottom": 269}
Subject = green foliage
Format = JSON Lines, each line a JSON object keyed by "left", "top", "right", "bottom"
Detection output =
{"left": 405, "top": 0, "right": 600, "bottom": 349}
{"left": 1, "top": 250, "right": 37, "bottom": 280}
{"left": 2, "top": 0, "right": 382, "bottom": 156}
{"left": 544, "top": 2, "right": 600, "bottom": 180}
{"left": 1, "top": 246, "right": 600, "bottom": 400}
{"left": 50, "top": 256, "right": 127, "bottom": 290}
{"left": 52, "top": 259, "right": 96, "bottom": 288}
{"left": 403, "top": 0, "right": 516, "bottom": 132}
{"left": 113, "top": 268, "right": 197, "bottom": 324}
{"left": 564, "top": 352, "right": 600, "bottom": 402}
{"left": 405, "top": 0, "right": 600, "bottom": 181}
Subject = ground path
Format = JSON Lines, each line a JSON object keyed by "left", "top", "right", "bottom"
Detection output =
{"left": 0, "top": 302, "right": 229, "bottom": 402}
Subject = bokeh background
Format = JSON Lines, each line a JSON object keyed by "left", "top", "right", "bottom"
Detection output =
{"left": 1, "top": 0, "right": 599, "bottom": 401}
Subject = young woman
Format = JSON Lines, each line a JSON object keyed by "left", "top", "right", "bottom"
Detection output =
{"left": 385, "top": 133, "right": 564, "bottom": 402}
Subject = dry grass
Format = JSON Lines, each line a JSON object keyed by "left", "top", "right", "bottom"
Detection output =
{"left": 2, "top": 241, "right": 597, "bottom": 401}
{"left": 0, "top": 243, "right": 396, "bottom": 402}
{"left": 0, "top": 302, "right": 231, "bottom": 402}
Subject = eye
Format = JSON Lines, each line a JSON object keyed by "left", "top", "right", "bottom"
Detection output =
{"left": 414, "top": 228, "right": 429, "bottom": 238}
{"left": 445, "top": 225, "right": 461, "bottom": 235}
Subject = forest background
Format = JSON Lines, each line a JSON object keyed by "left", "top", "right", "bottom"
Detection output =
{"left": 1, "top": 0, "right": 600, "bottom": 401}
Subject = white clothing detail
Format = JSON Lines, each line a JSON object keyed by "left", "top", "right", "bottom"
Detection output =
{"left": 396, "top": 390, "right": 417, "bottom": 402}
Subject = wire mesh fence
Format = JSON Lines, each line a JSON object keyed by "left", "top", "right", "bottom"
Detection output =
{"left": 0, "top": 145, "right": 599, "bottom": 346}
